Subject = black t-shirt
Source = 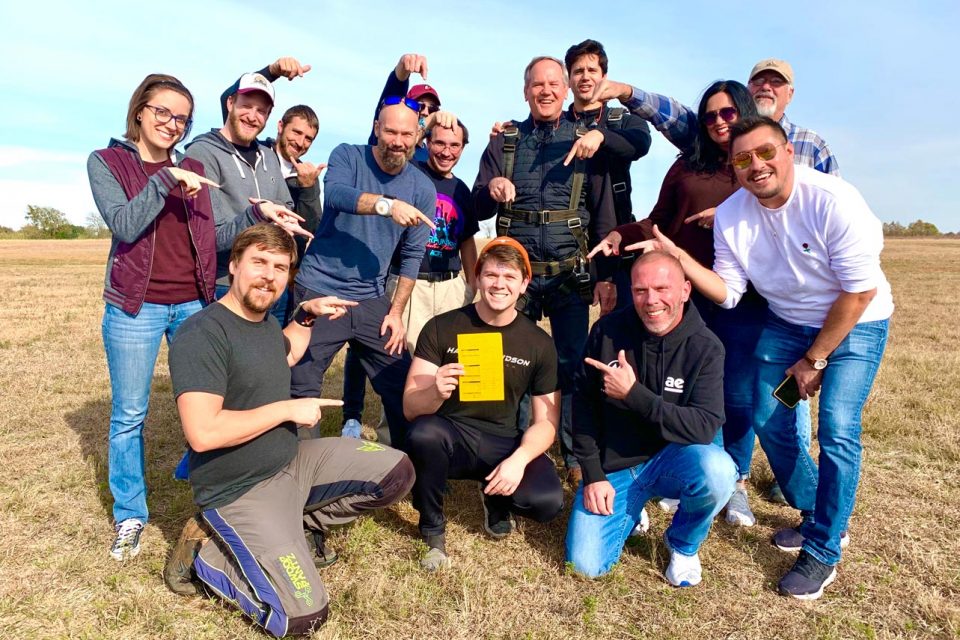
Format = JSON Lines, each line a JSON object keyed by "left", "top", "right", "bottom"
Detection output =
{"left": 168, "top": 302, "right": 297, "bottom": 510}
{"left": 413, "top": 159, "right": 479, "bottom": 273}
{"left": 414, "top": 305, "right": 559, "bottom": 438}
{"left": 232, "top": 141, "right": 260, "bottom": 168}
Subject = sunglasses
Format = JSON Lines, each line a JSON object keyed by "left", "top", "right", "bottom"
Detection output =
{"left": 418, "top": 102, "right": 440, "bottom": 115}
{"left": 703, "top": 107, "right": 737, "bottom": 126}
{"left": 382, "top": 96, "right": 420, "bottom": 114}
{"left": 731, "top": 142, "right": 786, "bottom": 171}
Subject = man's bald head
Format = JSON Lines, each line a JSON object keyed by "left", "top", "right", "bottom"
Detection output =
{"left": 630, "top": 251, "right": 691, "bottom": 336}
{"left": 373, "top": 102, "right": 419, "bottom": 173}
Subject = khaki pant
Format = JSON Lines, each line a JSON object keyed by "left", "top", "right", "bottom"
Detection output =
{"left": 194, "top": 438, "right": 414, "bottom": 637}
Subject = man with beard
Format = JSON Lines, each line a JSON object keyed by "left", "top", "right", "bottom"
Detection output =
{"left": 472, "top": 56, "right": 618, "bottom": 486}
{"left": 186, "top": 61, "right": 313, "bottom": 322}
{"left": 290, "top": 99, "right": 435, "bottom": 448}
{"left": 164, "top": 224, "right": 414, "bottom": 636}
{"left": 402, "top": 238, "right": 563, "bottom": 571}
{"left": 563, "top": 39, "right": 652, "bottom": 314}
{"left": 566, "top": 250, "right": 734, "bottom": 587}
{"left": 635, "top": 116, "right": 892, "bottom": 599}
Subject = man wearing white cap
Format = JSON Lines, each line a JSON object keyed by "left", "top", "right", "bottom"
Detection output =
{"left": 185, "top": 58, "right": 312, "bottom": 323}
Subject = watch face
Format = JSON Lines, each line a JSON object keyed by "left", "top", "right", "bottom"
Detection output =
{"left": 814, "top": 359, "right": 828, "bottom": 370}
{"left": 375, "top": 198, "right": 389, "bottom": 215}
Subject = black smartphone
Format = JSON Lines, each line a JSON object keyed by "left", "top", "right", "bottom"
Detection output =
{"left": 773, "top": 375, "right": 801, "bottom": 409}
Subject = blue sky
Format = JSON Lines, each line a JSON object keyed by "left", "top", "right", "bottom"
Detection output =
{"left": 3, "top": 1, "right": 957, "bottom": 231}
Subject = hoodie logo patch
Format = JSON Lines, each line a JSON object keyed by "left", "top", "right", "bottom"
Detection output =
{"left": 665, "top": 377, "right": 684, "bottom": 394}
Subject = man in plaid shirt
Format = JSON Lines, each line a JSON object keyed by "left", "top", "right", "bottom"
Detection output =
{"left": 588, "top": 58, "right": 839, "bottom": 176}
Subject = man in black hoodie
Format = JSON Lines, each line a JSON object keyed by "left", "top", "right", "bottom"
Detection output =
{"left": 565, "top": 251, "right": 736, "bottom": 587}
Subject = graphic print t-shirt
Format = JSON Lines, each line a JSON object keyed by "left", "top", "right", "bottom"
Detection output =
{"left": 414, "top": 305, "right": 559, "bottom": 438}
{"left": 414, "top": 159, "right": 479, "bottom": 273}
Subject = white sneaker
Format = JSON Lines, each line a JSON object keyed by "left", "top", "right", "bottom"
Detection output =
{"left": 658, "top": 498, "right": 679, "bottom": 514}
{"left": 110, "top": 518, "right": 144, "bottom": 561}
{"left": 341, "top": 419, "right": 362, "bottom": 439}
{"left": 663, "top": 533, "right": 702, "bottom": 587}
{"left": 725, "top": 488, "right": 756, "bottom": 527}
{"left": 629, "top": 507, "right": 650, "bottom": 537}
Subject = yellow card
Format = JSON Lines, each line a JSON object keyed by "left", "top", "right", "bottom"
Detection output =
{"left": 457, "top": 333, "right": 504, "bottom": 402}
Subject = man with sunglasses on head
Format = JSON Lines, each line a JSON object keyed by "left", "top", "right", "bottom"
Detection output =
{"left": 367, "top": 53, "right": 442, "bottom": 162}
{"left": 186, "top": 57, "right": 315, "bottom": 324}
{"left": 290, "top": 96, "right": 435, "bottom": 450}
{"left": 634, "top": 115, "right": 892, "bottom": 600}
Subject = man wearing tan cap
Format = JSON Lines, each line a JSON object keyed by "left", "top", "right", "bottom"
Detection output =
{"left": 747, "top": 58, "right": 839, "bottom": 176}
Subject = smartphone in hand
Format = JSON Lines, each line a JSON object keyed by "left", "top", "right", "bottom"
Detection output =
{"left": 773, "top": 375, "right": 801, "bottom": 409}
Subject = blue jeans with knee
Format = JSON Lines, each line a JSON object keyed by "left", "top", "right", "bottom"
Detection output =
{"left": 565, "top": 443, "right": 736, "bottom": 578}
{"left": 102, "top": 300, "right": 204, "bottom": 523}
{"left": 516, "top": 274, "right": 589, "bottom": 469}
{"left": 753, "top": 313, "right": 888, "bottom": 566}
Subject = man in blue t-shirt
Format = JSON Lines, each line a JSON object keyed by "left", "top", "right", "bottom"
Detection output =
{"left": 291, "top": 100, "right": 435, "bottom": 449}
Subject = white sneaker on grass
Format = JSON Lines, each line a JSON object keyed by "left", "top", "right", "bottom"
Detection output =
{"left": 658, "top": 498, "right": 679, "bottom": 514}
{"left": 110, "top": 518, "right": 144, "bottom": 561}
{"left": 663, "top": 532, "right": 701, "bottom": 587}
{"left": 725, "top": 487, "right": 756, "bottom": 527}
{"left": 629, "top": 507, "right": 650, "bottom": 537}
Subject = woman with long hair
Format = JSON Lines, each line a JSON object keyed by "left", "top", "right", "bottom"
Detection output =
{"left": 87, "top": 73, "right": 220, "bottom": 561}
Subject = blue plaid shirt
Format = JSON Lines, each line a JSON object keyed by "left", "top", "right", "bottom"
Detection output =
{"left": 624, "top": 87, "right": 840, "bottom": 176}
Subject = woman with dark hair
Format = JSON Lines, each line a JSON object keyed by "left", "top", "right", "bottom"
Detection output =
{"left": 87, "top": 73, "right": 221, "bottom": 561}
{"left": 591, "top": 80, "right": 773, "bottom": 528}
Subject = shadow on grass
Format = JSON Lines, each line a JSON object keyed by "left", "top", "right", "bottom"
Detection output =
{"left": 63, "top": 374, "right": 197, "bottom": 547}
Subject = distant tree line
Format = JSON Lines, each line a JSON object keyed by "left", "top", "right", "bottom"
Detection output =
{"left": 0, "top": 206, "right": 110, "bottom": 239}
{"left": 883, "top": 219, "right": 956, "bottom": 238}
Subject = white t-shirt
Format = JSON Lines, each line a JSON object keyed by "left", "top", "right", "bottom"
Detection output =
{"left": 713, "top": 165, "right": 894, "bottom": 328}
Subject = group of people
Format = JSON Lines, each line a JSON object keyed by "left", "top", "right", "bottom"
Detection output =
{"left": 87, "top": 39, "right": 892, "bottom": 637}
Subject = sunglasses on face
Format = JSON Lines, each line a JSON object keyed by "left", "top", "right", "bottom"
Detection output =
{"left": 703, "top": 107, "right": 737, "bottom": 126}
{"left": 381, "top": 96, "right": 420, "bottom": 114}
{"left": 731, "top": 142, "right": 787, "bottom": 170}
{"left": 418, "top": 102, "right": 440, "bottom": 115}
{"left": 749, "top": 75, "right": 788, "bottom": 88}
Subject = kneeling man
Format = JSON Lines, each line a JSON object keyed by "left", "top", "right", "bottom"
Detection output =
{"left": 166, "top": 224, "right": 414, "bottom": 636}
{"left": 403, "top": 237, "right": 564, "bottom": 571}
{"left": 566, "top": 251, "right": 736, "bottom": 587}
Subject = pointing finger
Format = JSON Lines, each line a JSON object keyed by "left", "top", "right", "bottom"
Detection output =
{"left": 584, "top": 357, "right": 611, "bottom": 372}
{"left": 197, "top": 177, "right": 221, "bottom": 189}
{"left": 416, "top": 210, "right": 437, "bottom": 230}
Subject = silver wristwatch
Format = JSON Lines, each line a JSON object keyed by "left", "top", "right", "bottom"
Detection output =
{"left": 374, "top": 196, "right": 394, "bottom": 217}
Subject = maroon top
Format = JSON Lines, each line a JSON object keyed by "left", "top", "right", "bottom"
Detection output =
{"left": 617, "top": 159, "right": 739, "bottom": 270}
{"left": 142, "top": 159, "right": 203, "bottom": 304}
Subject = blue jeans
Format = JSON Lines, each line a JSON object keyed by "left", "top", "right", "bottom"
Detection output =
{"left": 215, "top": 283, "right": 288, "bottom": 326}
{"left": 698, "top": 290, "right": 811, "bottom": 479}
{"left": 517, "top": 274, "right": 589, "bottom": 469}
{"left": 102, "top": 300, "right": 204, "bottom": 523}
{"left": 565, "top": 443, "right": 736, "bottom": 577}
{"left": 753, "top": 313, "right": 888, "bottom": 566}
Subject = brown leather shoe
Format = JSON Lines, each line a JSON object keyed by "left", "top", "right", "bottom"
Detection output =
{"left": 164, "top": 515, "right": 211, "bottom": 596}
{"left": 567, "top": 466, "right": 583, "bottom": 488}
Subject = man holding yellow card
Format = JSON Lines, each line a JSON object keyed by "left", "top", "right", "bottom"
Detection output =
{"left": 402, "top": 238, "right": 564, "bottom": 571}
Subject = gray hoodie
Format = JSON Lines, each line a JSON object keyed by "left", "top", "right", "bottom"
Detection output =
{"left": 184, "top": 129, "right": 294, "bottom": 281}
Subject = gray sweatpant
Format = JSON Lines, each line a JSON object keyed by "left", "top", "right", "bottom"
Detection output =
{"left": 194, "top": 437, "right": 414, "bottom": 637}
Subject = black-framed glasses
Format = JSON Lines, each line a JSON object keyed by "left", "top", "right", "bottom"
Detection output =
{"left": 381, "top": 96, "right": 420, "bottom": 114}
{"left": 731, "top": 142, "right": 786, "bottom": 171}
{"left": 703, "top": 107, "right": 738, "bottom": 126}
{"left": 749, "top": 75, "right": 788, "bottom": 88}
{"left": 144, "top": 104, "right": 192, "bottom": 129}
{"left": 418, "top": 102, "right": 440, "bottom": 115}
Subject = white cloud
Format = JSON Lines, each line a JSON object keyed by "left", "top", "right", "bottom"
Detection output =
{"left": 0, "top": 174, "right": 96, "bottom": 230}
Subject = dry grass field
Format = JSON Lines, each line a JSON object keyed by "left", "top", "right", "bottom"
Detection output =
{"left": 0, "top": 238, "right": 958, "bottom": 639}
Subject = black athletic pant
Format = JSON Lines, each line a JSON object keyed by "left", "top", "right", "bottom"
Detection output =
{"left": 407, "top": 414, "right": 563, "bottom": 537}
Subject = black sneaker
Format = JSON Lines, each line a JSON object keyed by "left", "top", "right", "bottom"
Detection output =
{"left": 773, "top": 527, "right": 850, "bottom": 552}
{"left": 164, "top": 515, "right": 211, "bottom": 596}
{"left": 479, "top": 485, "right": 515, "bottom": 539}
{"left": 308, "top": 529, "right": 339, "bottom": 569}
{"left": 778, "top": 550, "right": 838, "bottom": 600}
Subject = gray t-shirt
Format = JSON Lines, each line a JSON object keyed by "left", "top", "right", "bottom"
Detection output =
{"left": 169, "top": 302, "right": 297, "bottom": 509}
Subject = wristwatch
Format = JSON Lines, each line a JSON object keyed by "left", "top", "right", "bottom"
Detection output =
{"left": 374, "top": 196, "right": 394, "bottom": 217}
{"left": 804, "top": 354, "right": 828, "bottom": 370}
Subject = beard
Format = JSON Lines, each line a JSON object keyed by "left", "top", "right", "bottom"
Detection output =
{"left": 241, "top": 281, "right": 278, "bottom": 314}
{"left": 754, "top": 96, "right": 777, "bottom": 118}
{"left": 227, "top": 110, "right": 261, "bottom": 146}
{"left": 377, "top": 138, "right": 414, "bottom": 172}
